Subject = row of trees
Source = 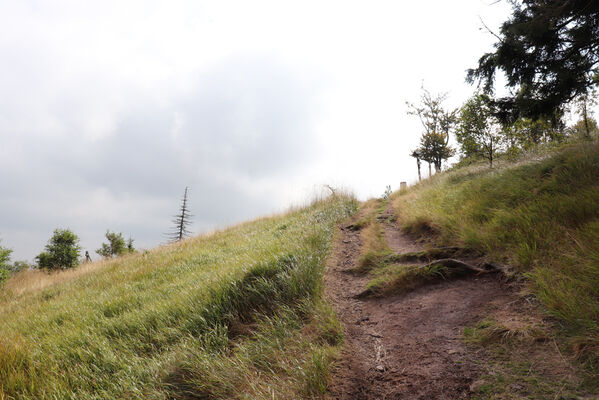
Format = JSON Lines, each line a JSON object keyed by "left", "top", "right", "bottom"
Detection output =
{"left": 0, "top": 187, "right": 194, "bottom": 275}
{"left": 409, "top": 0, "right": 599, "bottom": 174}
{"left": 36, "top": 229, "right": 136, "bottom": 270}
{"left": 409, "top": 88, "right": 597, "bottom": 174}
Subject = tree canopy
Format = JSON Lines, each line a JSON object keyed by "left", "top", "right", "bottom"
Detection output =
{"left": 468, "top": 0, "right": 599, "bottom": 122}
{"left": 406, "top": 88, "right": 457, "bottom": 140}
{"left": 418, "top": 131, "right": 455, "bottom": 172}
{"left": 456, "top": 93, "right": 503, "bottom": 167}
{"left": 407, "top": 88, "right": 457, "bottom": 173}
{"left": 36, "top": 229, "right": 81, "bottom": 270}
{"left": 97, "top": 230, "right": 128, "bottom": 258}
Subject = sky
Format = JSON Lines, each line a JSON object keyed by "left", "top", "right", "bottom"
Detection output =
{"left": 0, "top": 0, "right": 520, "bottom": 261}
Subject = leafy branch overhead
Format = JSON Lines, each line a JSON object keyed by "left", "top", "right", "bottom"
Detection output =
{"left": 468, "top": 0, "right": 599, "bottom": 122}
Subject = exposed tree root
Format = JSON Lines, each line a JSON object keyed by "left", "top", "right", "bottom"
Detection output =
{"left": 424, "top": 258, "right": 502, "bottom": 275}
{"left": 385, "top": 247, "right": 481, "bottom": 263}
{"left": 356, "top": 258, "right": 504, "bottom": 298}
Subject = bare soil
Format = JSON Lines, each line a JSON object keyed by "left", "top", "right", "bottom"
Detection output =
{"left": 325, "top": 208, "right": 518, "bottom": 400}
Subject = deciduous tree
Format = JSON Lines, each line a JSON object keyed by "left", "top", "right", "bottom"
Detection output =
{"left": 456, "top": 93, "right": 503, "bottom": 167}
{"left": 406, "top": 87, "right": 457, "bottom": 144}
{"left": 418, "top": 131, "right": 455, "bottom": 172}
{"left": 36, "top": 229, "right": 81, "bottom": 270}
{"left": 407, "top": 87, "right": 457, "bottom": 173}
{"left": 96, "top": 230, "right": 127, "bottom": 258}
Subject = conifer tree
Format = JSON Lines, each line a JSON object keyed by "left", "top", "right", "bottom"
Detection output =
{"left": 169, "top": 187, "right": 193, "bottom": 242}
{"left": 468, "top": 0, "right": 599, "bottom": 122}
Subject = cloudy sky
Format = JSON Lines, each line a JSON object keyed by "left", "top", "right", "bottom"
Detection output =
{"left": 1, "top": 0, "right": 517, "bottom": 261}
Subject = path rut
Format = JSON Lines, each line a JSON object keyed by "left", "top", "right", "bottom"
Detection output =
{"left": 325, "top": 206, "right": 516, "bottom": 399}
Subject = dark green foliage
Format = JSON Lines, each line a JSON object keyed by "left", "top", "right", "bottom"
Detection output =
{"left": 36, "top": 229, "right": 81, "bottom": 269}
{"left": 96, "top": 230, "right": 127, "bottom": 258}
{"left": 468, "top": 0, "right": 599, "bottom": 122}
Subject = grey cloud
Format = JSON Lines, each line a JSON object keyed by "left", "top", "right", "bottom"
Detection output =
{"left": 0, "top": 56, "right": 325, "bottom": 260}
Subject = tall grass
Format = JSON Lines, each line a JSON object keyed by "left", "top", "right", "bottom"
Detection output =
{"left": 0, "top": 195, "right": 357, "bottom": 399}
{"left": 392, "top": 141, "right": 599, "bottom": 367}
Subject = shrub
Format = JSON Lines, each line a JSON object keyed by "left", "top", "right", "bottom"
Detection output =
{"left": 36, "top": 229, "right": 81, "bottom": 269}
{"left": 97, "top": 230, "right": 128, "bottom": 258}
{"left": 0, "top": 240, "right": 12, "bottom": 270}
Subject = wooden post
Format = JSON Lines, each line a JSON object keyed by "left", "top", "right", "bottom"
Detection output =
{"left": 400, "top": 182, "right": 407, "bottom": 190}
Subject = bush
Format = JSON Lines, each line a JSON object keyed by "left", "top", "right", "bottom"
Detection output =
{"left": 0, "top": 268, "right": 10, "bottom": 284}
{"left": 96, "top": 230, "right": 128, "bottom": 258}
{"left": 0, "top": 240, "right": 12, "bottom": 270}
{"left": 11, "top": 260, "right": 32, "bottom": 273}
{"left": 36, "top": 229, "right": 81, "bottom": 270}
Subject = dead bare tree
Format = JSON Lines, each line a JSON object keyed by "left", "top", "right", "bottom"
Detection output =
{"left": 168, "top": 187, "right": 193, "bottom": 242}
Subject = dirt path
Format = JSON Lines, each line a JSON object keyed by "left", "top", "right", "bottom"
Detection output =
{"left": 325, "top": 207, "right": 517, "bottom": 399}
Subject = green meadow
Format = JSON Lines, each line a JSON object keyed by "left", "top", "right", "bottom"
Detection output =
{"left": 0, "top": 196, "right": 357, "bottom": 400}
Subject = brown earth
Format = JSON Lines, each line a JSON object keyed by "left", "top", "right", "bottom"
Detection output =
{"left": 324, "top": 207, "right": 519, "bottom": 400}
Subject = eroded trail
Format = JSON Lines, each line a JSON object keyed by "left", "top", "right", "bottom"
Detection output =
{"left": 325, "top": 207, "right": 516, "bottom": 400}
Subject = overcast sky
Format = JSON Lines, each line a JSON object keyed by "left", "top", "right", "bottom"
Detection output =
{"left": 1, "top": 0, "right": 519, "bottom": 261}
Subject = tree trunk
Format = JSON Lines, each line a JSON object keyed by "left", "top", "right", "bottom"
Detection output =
{"left": 583, "top": 101, "right": 590, "bottom": 138}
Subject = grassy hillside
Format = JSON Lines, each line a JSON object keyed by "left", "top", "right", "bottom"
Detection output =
{"left": 0, "top": 196, "right": 357, "bottom": 400}
{"left": 391, "top": 141, "right": 599, "bottom": 370}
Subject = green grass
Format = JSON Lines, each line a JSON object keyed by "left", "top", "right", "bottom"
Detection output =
{"left": 352, "top": 199, "right": 392, "bottom": 274}
{"left": 0, "top": 195, "right": 357, "bottom": 400}
{"left": 392, "top": 140, "right": 599, "bottom": 368}
{"left": 464, "top": 318, "right": 593, "bottom": 399}
{"left": 361, "top": 262, "right": 473, "bottom": 297}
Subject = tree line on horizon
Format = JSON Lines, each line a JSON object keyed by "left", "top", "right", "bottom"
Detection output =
{"left": 408, "top": 0, "right": 598, "bottom": 177}
{"left": 0, "top": 187, "right": 193, "bottom": 281}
